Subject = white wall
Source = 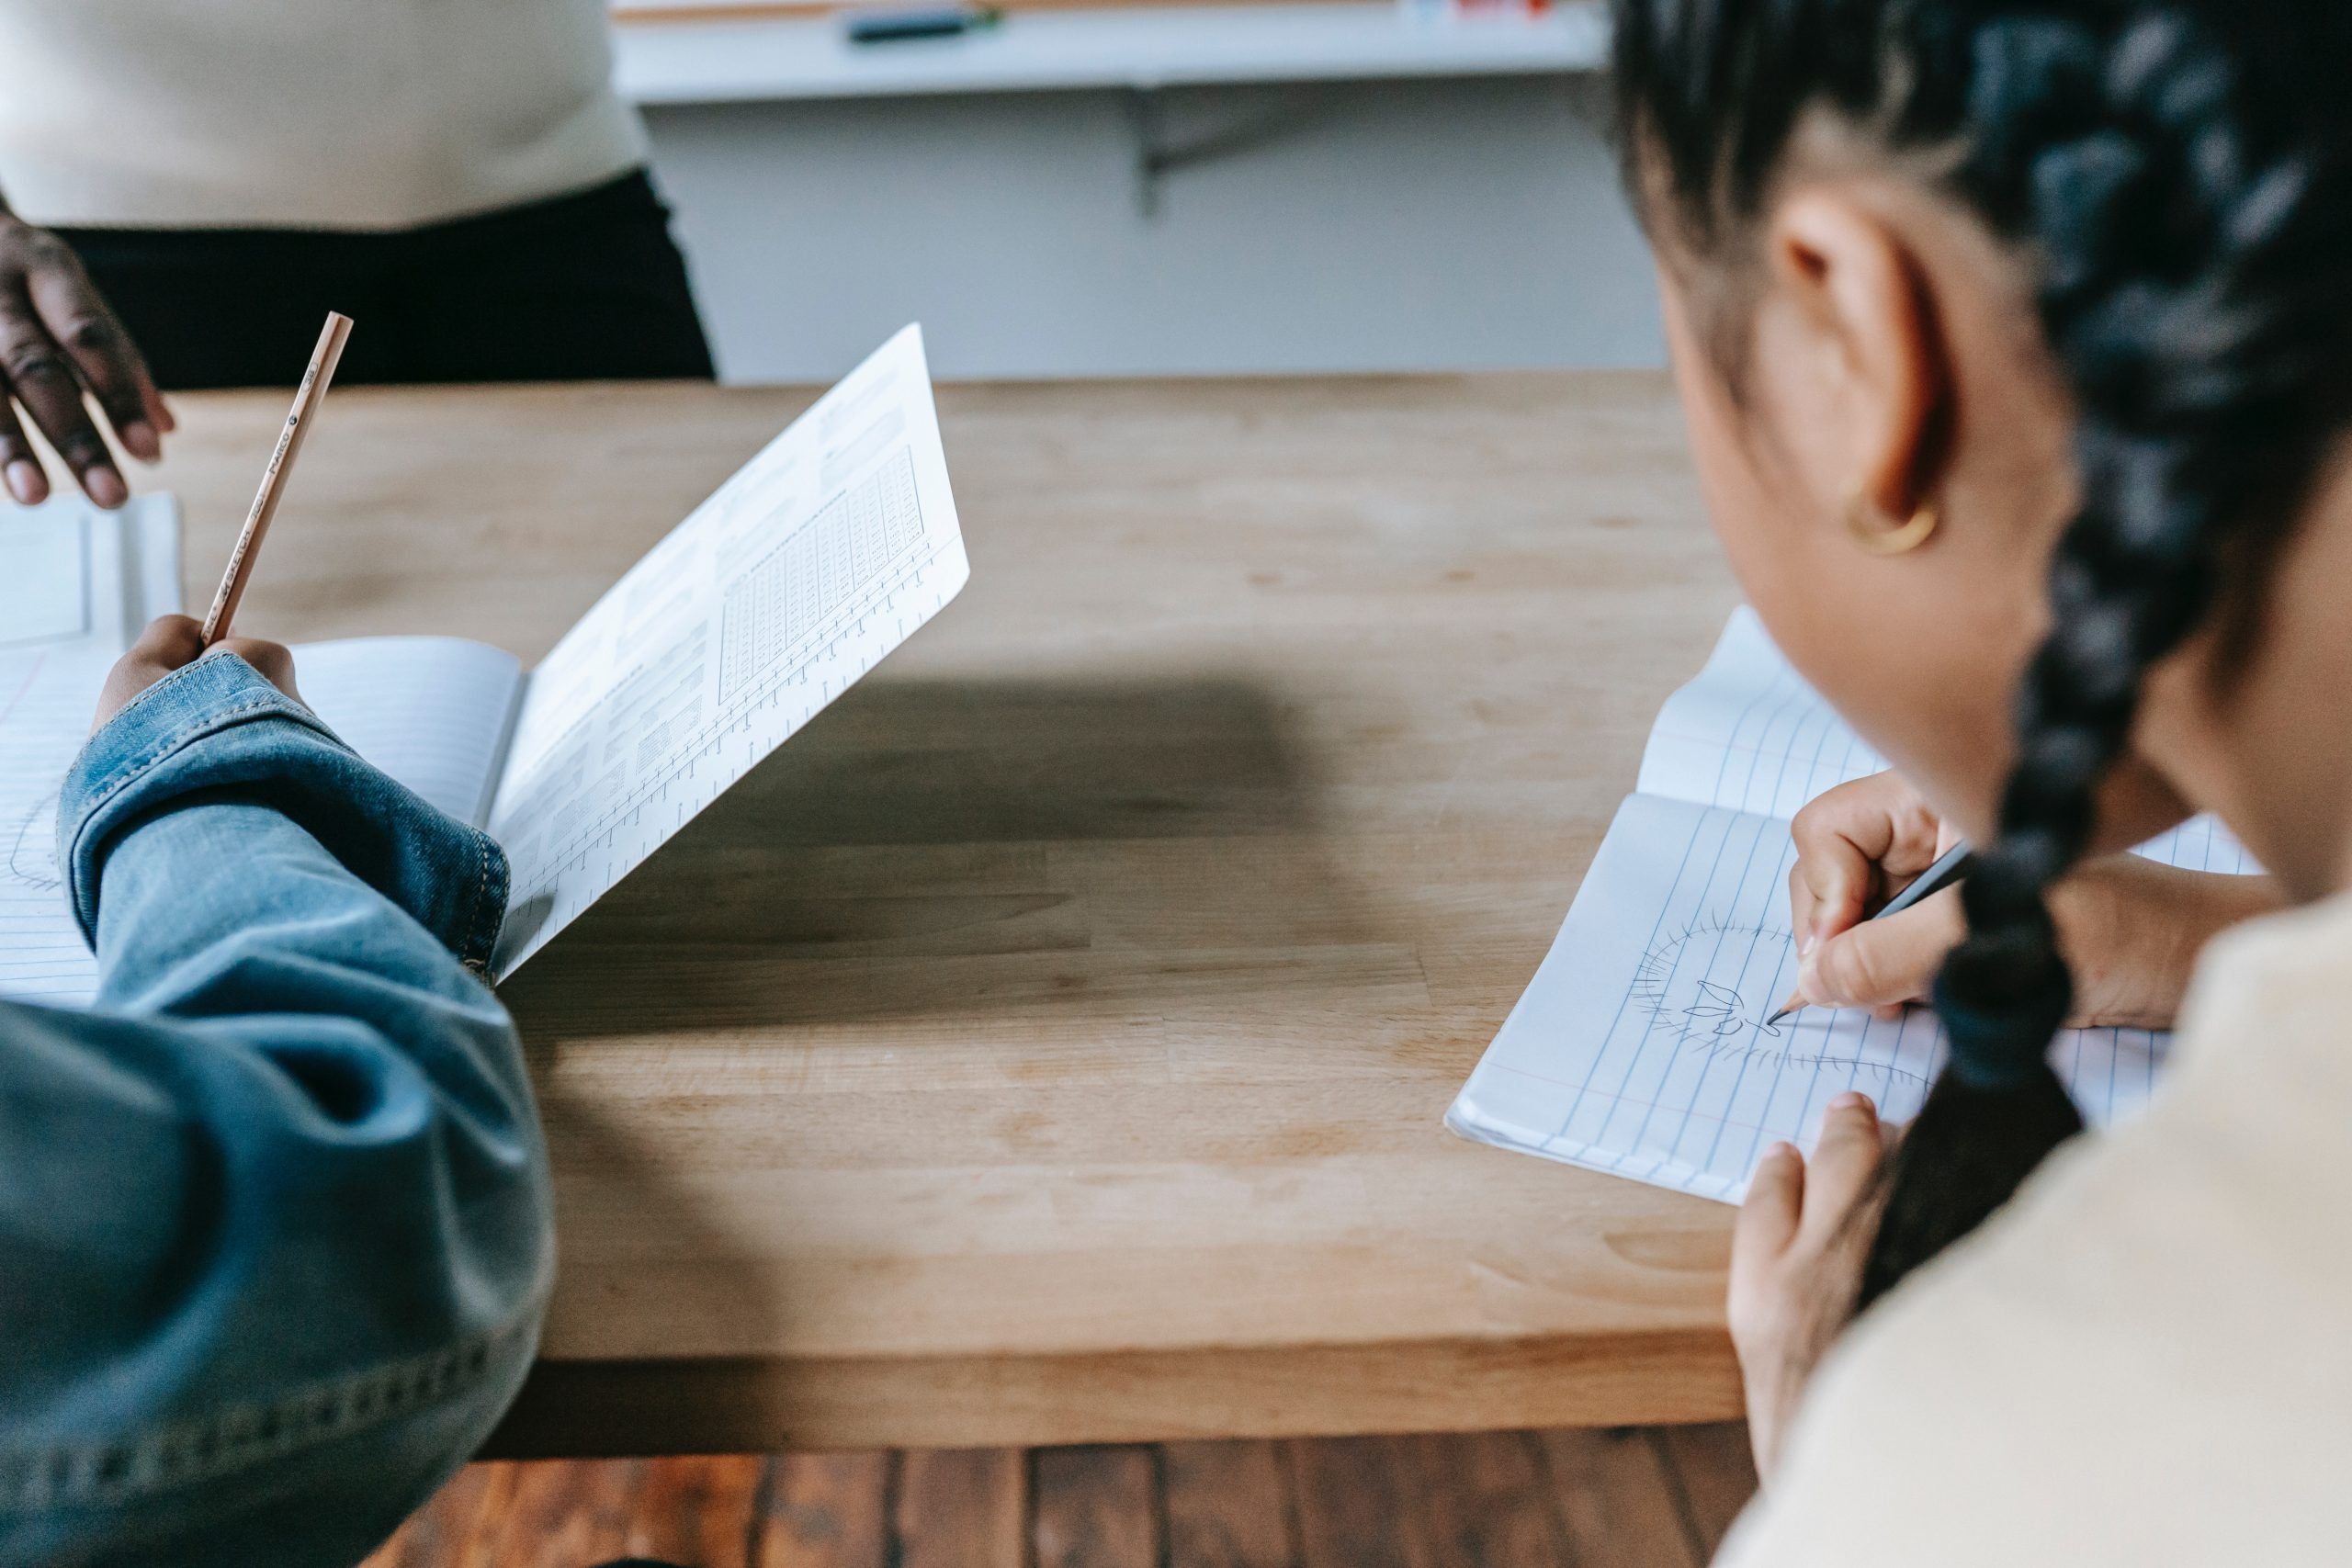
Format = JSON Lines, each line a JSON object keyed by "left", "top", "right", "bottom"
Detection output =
{"left": 639, "top": 75, "right": 1663, "bottom": 383}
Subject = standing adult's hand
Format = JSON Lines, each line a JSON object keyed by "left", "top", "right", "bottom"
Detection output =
{"left": 0, "top": 202, "right": 172, "bottom": 509}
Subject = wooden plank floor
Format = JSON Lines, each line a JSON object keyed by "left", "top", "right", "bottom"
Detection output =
{"left": 364, "top": 1423, "right": 1755, "bottom": 1567}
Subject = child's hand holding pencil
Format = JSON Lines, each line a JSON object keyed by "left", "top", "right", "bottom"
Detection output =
{"left": 87, "top": 311, "right": 350, "bottom": 733}
{"left": 1777, "top": 770, "right": 2281, "bottom": 1032}
{"left": 93, "top": 615, "right": 302, "bottom": 733}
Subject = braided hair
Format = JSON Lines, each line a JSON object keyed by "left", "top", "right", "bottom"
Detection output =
{"left": 1612, "top": 0, "right": 2352, "bottom": 1303}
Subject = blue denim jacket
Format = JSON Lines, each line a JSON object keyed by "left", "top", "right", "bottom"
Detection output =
{"left": 0, "top": 655, "right": 553, "bottom": 1568}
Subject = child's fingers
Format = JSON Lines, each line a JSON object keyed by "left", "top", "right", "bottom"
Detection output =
{"left": 127, "top": 614, "right": 204, "bottom": 668}
{"left": 1736, "top": 1142, "right": 1805, "bottom": 1269}
{"left": 1798, "top": 1093, "right": 1885, "bottom": 1248}
{"left": 1800, "top": 889, "right": 1964, "bottom": 1011}
{"left": 93, "top": 619, "right": 304, "bottom": 735}
{"left": 1787, "top": 863, "right": 1821, "bottom": 959}
{"left": 1787, "top": 807, "right": 1880, "bottom": 950}
{"left": 205, "top": 636, "right": 303, "bottom": 705}
{"left": 93, "top": 616, "right": 206, "bottom": 731}
{"left": 1788, "top": 773, "right": 1950, "bottom": 949}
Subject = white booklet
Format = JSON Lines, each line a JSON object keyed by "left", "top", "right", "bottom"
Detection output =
{"left": 1446, "top": 608, "right": 2256, "bottom": 1203}
{"left": 0, "top": 323, "right": 967, "bottom": 1001}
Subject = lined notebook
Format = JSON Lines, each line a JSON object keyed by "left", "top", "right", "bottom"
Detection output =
{"left": 0, "top": 323, "right": 967, "bottom": 1004}
{"left": 1446, "top": 608, "right": 2256, "bottom": 1203}
{"left": 0, "top": 495, "right": 183, "bottom": 1002}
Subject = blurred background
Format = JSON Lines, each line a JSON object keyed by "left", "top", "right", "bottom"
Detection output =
{"left": 613, "top": 0, "right": 1661, "bottom": 381}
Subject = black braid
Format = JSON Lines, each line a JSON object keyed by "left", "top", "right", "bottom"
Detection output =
{"left": 1611, "top": 0, "right": 2352, "bottom": 1304}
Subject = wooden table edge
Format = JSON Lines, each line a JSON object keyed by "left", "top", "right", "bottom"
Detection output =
{"left": 486, "top": 1331, "right": 1743, "bottom": 1456}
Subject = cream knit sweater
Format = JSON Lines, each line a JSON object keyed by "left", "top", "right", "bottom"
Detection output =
{"left": 1721, "top": 888, "right": 2352, "bottom": 1563}
{"left": 0, "top": 1, "right": 645, "bottom": 231}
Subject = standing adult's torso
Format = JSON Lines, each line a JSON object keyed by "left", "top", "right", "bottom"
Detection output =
{"left": 0, "top": 0, "right": 645, "bottom": 231}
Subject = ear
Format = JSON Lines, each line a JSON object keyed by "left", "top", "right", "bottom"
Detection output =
{"left": 1764, "top": 187, "right": 1950, "bottom": 523}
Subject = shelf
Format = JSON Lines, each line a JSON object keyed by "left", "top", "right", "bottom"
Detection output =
{"left": 613, "top": 2, "right": 1608, "bottom": 104}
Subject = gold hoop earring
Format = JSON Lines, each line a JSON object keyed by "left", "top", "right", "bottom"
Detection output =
{"left": 1846, "top": 491, "right": 1938, "bottom": 556}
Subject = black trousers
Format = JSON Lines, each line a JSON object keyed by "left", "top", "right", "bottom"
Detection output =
{"left": 56, "top": 170, "right": 717, "bottom": 389}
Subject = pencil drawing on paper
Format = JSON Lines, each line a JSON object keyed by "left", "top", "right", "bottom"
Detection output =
{"left": 5, "top": 785, "right": 62, "bottom": 893}
{"left": 1630, "top": 914, "right": 1931, "bottom": 1092}
{"left": 1630, "top": 916, "right": 1790, "bottom": 1041}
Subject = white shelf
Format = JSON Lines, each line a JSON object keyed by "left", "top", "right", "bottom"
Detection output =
{"left": 613, "top": 3, "right": 1608, "bottom": 104}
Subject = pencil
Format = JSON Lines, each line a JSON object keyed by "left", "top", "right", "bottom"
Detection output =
{"left": 198, "top": 311, "right": 355, "bottom": 647}
{"left": 1765, "top": 840, "right": 1974, "bottom": 1026}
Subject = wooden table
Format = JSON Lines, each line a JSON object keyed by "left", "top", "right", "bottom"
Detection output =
{"left": 149, "top": 371, "right": 1745, "bottom": 1457}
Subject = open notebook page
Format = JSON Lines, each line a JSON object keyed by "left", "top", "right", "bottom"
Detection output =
{"left": 0, "top": 497, "right": 182, "bottom": 1006}
{"left": 1636, "top": 607, "right": 1889, "bottom": 815}
{"left": 0, "top": 646, "right": 127, "bottom": 1004}
{"left": 484, "top": 322, "right": 969, "bottom": 976}
{"left": 0, "top": 634, "right": 521, "bottom": 1008}
{"left": 295, "top": 637, "right": 525, "bottom": 828}
{"left": 1634, "top": 608, "right": 2254, "bottom": 873}
{"left": 1449, "top": 608, "right": 2258, "bottom": 1202}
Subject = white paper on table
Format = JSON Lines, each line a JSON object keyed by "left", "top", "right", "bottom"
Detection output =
{"left": 1447, "top": 608, "right": 2258, "bottom": 1203}
{"left": 0, "top": 496, "right": 182, "bottom": 1005}
{"left": 481, "top": 321, "right": 967, "bottom": 976}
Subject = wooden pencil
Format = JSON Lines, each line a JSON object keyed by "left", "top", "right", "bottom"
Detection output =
{"left": 199, "top": 311, "right": 354, "bottom": 647}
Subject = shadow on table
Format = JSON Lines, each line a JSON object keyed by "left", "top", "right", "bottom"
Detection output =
{"left": 497, "top": 674, "right": 1383, "bottom": 1039}
{"left": 485, "top": 677, "right": 1417, "bottom": 1455}
{"left": 481, "top": 1087, "right": 790, "bottom": 1460}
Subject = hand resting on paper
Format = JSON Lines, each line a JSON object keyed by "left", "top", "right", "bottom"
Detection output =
{"left": 93, "top": 615, "right": 303, "bottom": 733}
{"left": 1729, "top": 1090, "right": 1891, "bottom": 1480}
{"left": 0, "top": 201, "right": 172, "bottom": 508}
{"left": 1782, "top": 770, "right": 2282, "bottom": 1031}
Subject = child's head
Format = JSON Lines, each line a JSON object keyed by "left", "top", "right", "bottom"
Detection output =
{"left": 1611, "top": 2, "right": 2352, "bottom": 1296}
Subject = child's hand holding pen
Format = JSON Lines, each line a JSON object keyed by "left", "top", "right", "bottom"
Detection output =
{"left": 1776, "top": 770, "right": 2283, "bottom": 1032}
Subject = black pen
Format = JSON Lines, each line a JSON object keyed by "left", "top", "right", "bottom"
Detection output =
{"left": 1765, "top": 840, "right": 1974, "bottom": 1026}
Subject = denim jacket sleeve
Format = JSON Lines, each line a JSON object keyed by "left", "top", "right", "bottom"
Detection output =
{"left": 0, "top": 655, "right": 553, "bottom": 1568}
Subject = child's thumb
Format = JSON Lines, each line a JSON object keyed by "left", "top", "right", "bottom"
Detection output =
{"left": 1798, "top": 893, "right": 1965, "bottom": 1011}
